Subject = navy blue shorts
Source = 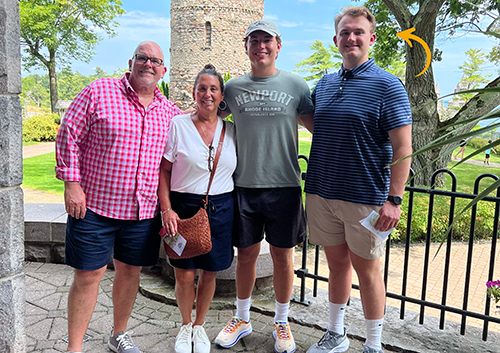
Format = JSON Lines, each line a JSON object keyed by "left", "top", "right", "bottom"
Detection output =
{"left": 65, "top": 209, "right": 161, "bottom": 271}
{"left": 168, "top": 191, "right": 234, "bottom": 272}
{"left": 234, "top": 186, "right": 307, "bottom": 249}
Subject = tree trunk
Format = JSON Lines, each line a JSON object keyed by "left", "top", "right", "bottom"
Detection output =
{"left": 48, "top": 51, "right": 58, "bottom": 114}
{"left": 383, "top": 0, "right": 451, "bottom": 186}
{"left": 405, "top": 25, "right": 442, "bottom": 186}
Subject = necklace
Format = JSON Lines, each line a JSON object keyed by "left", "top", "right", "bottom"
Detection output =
{"left": 199, "top": 124, "right": 213, "bottom": 147}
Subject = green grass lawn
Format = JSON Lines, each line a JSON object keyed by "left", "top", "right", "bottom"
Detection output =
{"left": 23, "top": 141, "right": 39, "bottom": 146}
{"left": 22, "top": 152, "right": 64, "bottom": 195}
{"left": 445, "top": 161, "right": 500, "bottom": 193}
{"left": 452, "top": 146, "right": 500, "bottom": 164}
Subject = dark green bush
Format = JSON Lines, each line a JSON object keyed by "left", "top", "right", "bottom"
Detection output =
{"left": 22, "top": 113, "right": 60, "bottom": 142}
{"left": 392, "top": 194, "right": 497, "bottom": 243}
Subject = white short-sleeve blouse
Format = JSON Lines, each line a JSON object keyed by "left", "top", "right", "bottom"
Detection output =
{"left": 163, "top": 114, "right": 237, "bottom": 195}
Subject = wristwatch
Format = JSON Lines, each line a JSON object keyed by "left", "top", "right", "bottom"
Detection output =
{"left": 387, "top": 195, "right": 403, "bottom": 205}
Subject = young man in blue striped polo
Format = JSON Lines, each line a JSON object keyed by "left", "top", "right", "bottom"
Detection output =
{"left": 305, "top": 6, "right": 412, "bottom": 353}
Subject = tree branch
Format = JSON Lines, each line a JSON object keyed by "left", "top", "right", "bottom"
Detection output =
{"left": 440, "top": 76, "right": 500, "bottom": 131}
{"left": 381, "top": 0, "right": 412, "bottom": 27}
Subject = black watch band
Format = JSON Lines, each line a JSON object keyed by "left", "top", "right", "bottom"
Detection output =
{"left": 387, "top": 195, "right": 403, "bottom": 205}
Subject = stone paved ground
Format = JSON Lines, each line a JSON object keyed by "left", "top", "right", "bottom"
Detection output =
{"left": 24, "top": 262, "right": 369, "bottom": 353}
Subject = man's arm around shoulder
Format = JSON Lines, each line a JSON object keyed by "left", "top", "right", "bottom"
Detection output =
{"left": 298, "top": 113, "right": 314, "bottom": 133}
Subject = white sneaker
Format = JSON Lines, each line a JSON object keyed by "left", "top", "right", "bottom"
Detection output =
{"left": 192, "top": 325, "right": 210, "bottom": 353}
{"left": 175, "top": 323, "right": 193, "bottom": 353}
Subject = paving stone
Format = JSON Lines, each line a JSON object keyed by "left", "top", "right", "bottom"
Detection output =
{"left": 129, "top": 322, "right": 166, "bottom": 335}
{"left": 26, "top": 318, "right": 52, "bottom": 340}
{"left": 35, "top": 339, "right": 55, "bottom": 350}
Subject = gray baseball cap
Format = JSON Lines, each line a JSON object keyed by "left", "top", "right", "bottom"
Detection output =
{"left": 245, "top": 20, "right": 281, "bottom": 38}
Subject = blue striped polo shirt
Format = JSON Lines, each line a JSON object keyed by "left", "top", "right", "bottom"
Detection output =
{"left": 304, "top": 58, "right": 412, "bottom": 206}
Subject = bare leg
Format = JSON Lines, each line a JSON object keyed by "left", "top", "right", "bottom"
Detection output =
{"left": 67, "top": 266, "right": 107, "bottom": 352}
{"left": 236, "top": 243, "right": 261, "bottom": 299}
{"left": 324, "top": 244, "right": 352, "bottom": 304}
{"left": 269, "top": 246, "right": 295, "bottom": 303}
{"left": 174, "top": 268, "right": 197, "bottom": 325}
{"left": 193, "top": 270, "right": 217, "bottom": 326}
{"left": 112, "top": 260, "right": 142, "bottom": 334}
{"left": 349, "top": 250, "right": 385, "bottom": 319}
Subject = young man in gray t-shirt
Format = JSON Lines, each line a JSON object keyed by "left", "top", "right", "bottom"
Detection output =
{"left": 214, "top": 20, "right": 314, "bottom": 353}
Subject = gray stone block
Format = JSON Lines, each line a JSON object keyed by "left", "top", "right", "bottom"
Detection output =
{"left": 0, "top": 187, "right": 24, "bottom": 278}
{"left": 51, "top": 222, "right": 66, "bottom": 243}
{"left": 0, "top": 0, "right": 21, "bottom": 95}
{"left": 25, "top": 243, "right": 52, "bottom": 263}
{"left": 0, "top": 274, "right": 26, "bottom": 353}
{"left": 24, "top": 222, "right": 51, "bottom": 242}
{"left": 0, "top": 95, "right": 22, "bottom": 187}
{"left": 52, "top": 244, "right": 65, "bottom": 264}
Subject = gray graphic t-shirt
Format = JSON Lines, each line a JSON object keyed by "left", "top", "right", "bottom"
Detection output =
{"left": 224, "top": 70, "right": 314, "bottom": 188}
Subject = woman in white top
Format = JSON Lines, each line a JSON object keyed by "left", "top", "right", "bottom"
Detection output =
{"left": 158, "top": 64, "right": 236, "bottom": 353}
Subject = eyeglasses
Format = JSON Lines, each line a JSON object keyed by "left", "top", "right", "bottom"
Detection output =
{"left": 208, "top": 145, "right": 214, "bottom": 172}
{"left": 133, "top": 54, "right": 164, "bottom": 67}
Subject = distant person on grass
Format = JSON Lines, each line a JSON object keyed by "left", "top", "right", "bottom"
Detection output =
{"left": 484, "top": 140, "right": 497, "bottom": 165}
{"left": 55, "top": 41, "right": 181, "bottom": 353}
{"left": 454, "top": 139, "right": 467, "bottom": 160}
{"left": 304, "top": 6, "right": 412, "bottom": 353}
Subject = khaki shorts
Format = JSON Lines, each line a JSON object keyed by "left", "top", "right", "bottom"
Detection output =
{"left": 305, "top": 193, "right": 385, "bottom": 260}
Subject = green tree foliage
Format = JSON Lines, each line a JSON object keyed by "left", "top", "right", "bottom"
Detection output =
{"left": 450, "top": 49, "right": 492, "bottom": 105}
{"left": 295, "top": 40, "right": 342, "bottom": 85}
{"left": 22, "top": 67, "right": 126, "bottom": 115}
{"left": 157, "top": 81, "right": 169, "bottom": 99}
{"left": 19, "top": 0, "right": 125, "bottom": 113}
{"left": 458, "top": 49, "right": 491, "bottom": 90}
{"left": 21, "top": 75, "right": 50, "bottom": 109}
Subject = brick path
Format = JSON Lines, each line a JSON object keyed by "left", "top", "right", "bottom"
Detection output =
{"left": 293, "top": 242, "right": 500, "bottom": 333}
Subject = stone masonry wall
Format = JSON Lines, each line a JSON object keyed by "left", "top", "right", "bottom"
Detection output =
{"left": 0, "top": 0, "right": 26, "bottom": 352}
{"left": 169, "top": 0, "right": 264, "bottom": 110}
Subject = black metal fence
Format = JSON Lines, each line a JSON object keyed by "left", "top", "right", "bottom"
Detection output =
{"left": 294, "top": 157, "right": 500, "bottom": 341}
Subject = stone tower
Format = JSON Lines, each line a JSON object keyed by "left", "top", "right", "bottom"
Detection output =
{"left": 169, "top": 0, "right": 264, "bottom": 109}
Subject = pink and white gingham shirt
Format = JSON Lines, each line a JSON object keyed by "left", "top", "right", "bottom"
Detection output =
{"left": 55, "top": 73, "right": 182, "bottom": 220}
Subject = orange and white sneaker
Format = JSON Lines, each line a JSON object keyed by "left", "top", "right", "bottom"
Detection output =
{"left": 214, "top": 316, "right": 252, "bottom": 348}
{"left": 273, "top": 321, "right": 296, "bottom": 353}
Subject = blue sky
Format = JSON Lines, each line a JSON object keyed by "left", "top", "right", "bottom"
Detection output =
{"left": 30, "top": 0, "right": 498, "bottom": 97}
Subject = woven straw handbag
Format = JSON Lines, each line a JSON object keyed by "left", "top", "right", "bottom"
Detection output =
{"left": 163, "top": 121, "right": 226, "bottom": 260}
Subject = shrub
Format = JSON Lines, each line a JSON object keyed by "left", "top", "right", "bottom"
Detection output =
{"left": 392, "top": 194, "right": 498, "bottom": 244}
{"left": 467, "top": 137, "right": 488, "bottom": 149}
{"left": 23, "top": 113, "right": 60, "bottom": 142}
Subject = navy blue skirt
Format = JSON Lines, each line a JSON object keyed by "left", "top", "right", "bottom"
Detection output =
{"left": 168, "top": 191, "right": 234, "bottom": 271}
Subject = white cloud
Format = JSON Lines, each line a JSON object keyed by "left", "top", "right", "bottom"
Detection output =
{"left": 264, "top": 14, "right": 279, "bottom": 21}
{"left": 279, "top": 21, "right": 302, "bottom": 28}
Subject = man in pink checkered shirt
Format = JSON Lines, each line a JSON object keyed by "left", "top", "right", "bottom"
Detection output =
{"left": 55, "top": 41, "right": 182, "bottom": 353}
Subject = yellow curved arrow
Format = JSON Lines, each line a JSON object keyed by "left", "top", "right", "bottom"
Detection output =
{"left": 397, "top": 27, "right": 431, "bottom": 77}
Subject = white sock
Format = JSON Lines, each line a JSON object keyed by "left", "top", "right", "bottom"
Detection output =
{"left": 327, "top": 302, "right": 347, "bottom": 334}
{"left": 236, "top": 297, "right": 251, "bottom": 322}
{"left": 274, "top": 300, "right": 290, "bottom": 323}
{"left": 365, "top": 318, "right": 384, "bottom": 350}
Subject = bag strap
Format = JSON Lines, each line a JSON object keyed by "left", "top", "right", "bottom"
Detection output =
{"left": 203, "top": 120, "right": 226, "bottom": 207}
